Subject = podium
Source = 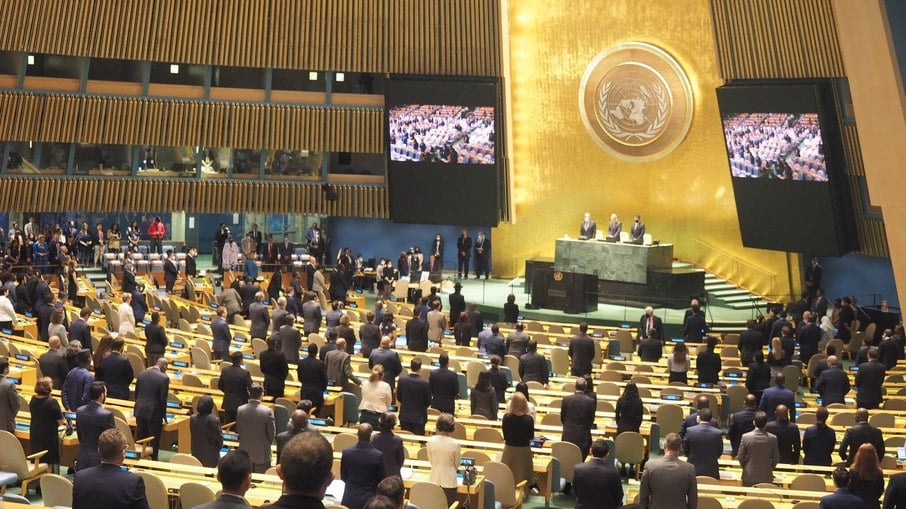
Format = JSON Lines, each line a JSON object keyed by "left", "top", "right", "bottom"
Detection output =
{"left": 530, "top": 268, "right": 597, "bottom": 314}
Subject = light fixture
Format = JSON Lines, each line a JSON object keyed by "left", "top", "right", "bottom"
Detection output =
{"left": 27, "top": 55, "right": 35, "bottom": 65}
{"left": 335, "top": 72, "right": 345, "bottom": 82}
{"left": 169, "top": 64, "right": 180, "bottom": 74}
{"left": 308, "top": 71, "right": 318, "bottom": 81}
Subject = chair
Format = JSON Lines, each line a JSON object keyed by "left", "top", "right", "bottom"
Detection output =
{"left": 614, "top": 431, "right": 646, "bottom": 478}
{"left": 170, "top": 453, "right": 203, "bottom": 467}
{"left": 790, "top": 473, "right": 826, "bottom": 492}
{"left": 540, "top": 414, "right": 561, "bottom": 426}
{"left": 342, "top": 392, "right": 360, "bottom": 425}
{"left": 466, "top": 361, "right": 487, "bottom": 388}
{"left": 483, "top": 461, "right": 526, "bottom": 509}
{"left": 462, "top": 450, "right": 492, "bottom": 466}
{"left": 615, "top": 329, "right": 634, "bottom": 356}
{"left": 830, "top": 412, "right": 855, "bottom": 427}
{"left": 126, "top": 352, "right": 146, "bottom": 378}
{"left": 698, "top": 496, "right": 724, "bottom": 509}
{"left": 792, "top": 502, "right": 820, "bottom": 509}
{"left": 597, "top": 400, "right": 615, "bottom": 413}
{"left": 884, "top": 399, "right": 906, "bottom": 410}
{"left": 881, "top": 455, "right": 899, "bottom": 469}
{"left": 452, "top": 421, "right": 468, "bottom": 440}
{"left": 193, "top": 337, "right": 212, "bottom": 356}
{"left": 0, "top": 429, "right": 48, "bottom": 495}
{"left": 656, "top": 403, "right": 685, "bottom": 436}
{"left": 596, "top": 382, "right": 621, "bottom": 397}
{"left": 39, "top": 473, "right": 73, "bottom": 508}
{"left": 726, "top": 384, "right": 749, "bottom": 414}
{"left": 181, "top": 373, "right": 205, "bottom": 388}
{"left": 525, "top": 381, "right": 544, "bottom": 391}
{"left": 870, "top": 412, "right": 896, "bottom": 428}
{"left": 116, "top": 417, "right": 154, "bottom": 458}
{"left": 264, "top": 466, "right": 278, "bottom": 475}
{"left": 885, "top": 436, "right": 906, "bottom": 449}
{"left": 503, "top": 355, "right": 521, "bottom": 382}
{"left": 274, "top": 404, "right": 290, "bottom": 435}
{"left": 191, "top": 347, "right": 212, "bottom": 370}
{"left": 550, "top": 441, "right": 583, "bottom": 488}
{"left": 796, "top": 413, "right": 817, "bottom": 425}
{"left": 782, "top": 364, "right": 801, "bottom": 391}
{"left": 180, "top": 481, "right": 216, "bottom": 509}
{"left": 332, "top": 433, "right": 358, "bottom": 452}
{"left": 550, "top": 347, "right": 569, "bottom": 376}
{"left": 697, "top": 475, "right": 721, "bottom": 485}
{"left": 1, "top": 494, "right": 30, "bottom": 503}
{"left": 410, "top": 481, "right": 458, "bottom": 509}
{"left": 136, "top": 471, "right": 170, "bottom": 509}
{"left": 474, "top": 427, "right": 503, "bottom": 443}
{"left": 753, "top": 483, "right": 778, "bottom": 489}
{"left": 598, "top": 371, "right": 622, "bottom": 382}
{"left": 252, "top": 338, "right": 268, "bottom": 357}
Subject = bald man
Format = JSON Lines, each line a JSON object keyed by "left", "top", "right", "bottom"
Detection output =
{"left": 340, "top": 423, "right": 386, "bottom": 509}
{"left": 766, "top": 404, "right": 801, "bottom": 464}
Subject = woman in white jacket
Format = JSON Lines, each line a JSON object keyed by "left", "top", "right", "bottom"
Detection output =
{"left": 0, "top": 286, "right": 16, "bottom": 331}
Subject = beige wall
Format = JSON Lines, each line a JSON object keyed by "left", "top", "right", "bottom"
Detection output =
{"left": 494, "top": 0, "right": 792, "bottom": 299}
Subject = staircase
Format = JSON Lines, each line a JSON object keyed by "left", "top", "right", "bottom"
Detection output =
{"left": 673, "top": 261, "right": 773, "bottom": 334}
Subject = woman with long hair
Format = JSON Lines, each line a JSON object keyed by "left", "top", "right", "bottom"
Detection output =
{"left": 615, "top": 381, "right": 644, "bottom": 435}
{"left": 470, "top": 371, "right": 498, "bottom": 420}
{"left": 849, "top": 443, "right": 884, "bottom": 509}
{"left": 107, "top": 222, "right": 121, "bottom": 253}
{"left": 92, "top": 334, "right": 115, "bottom": 381}
{"left": 371, "top": 412, "right": 405, "bottom": 478}
{"left": 454, "top": 311, "right": 472, "bottom": 346}
{"left": 359, "top": 364, "right": 391, "bottom": 427}
{"left": 190, "top": 395, "right": 224, "bottom": 468}
{"left": 379, "top": 313, "right": 398, "bottom": 341}
{"left": 667, "top": 341, "right": 689, "bottom": 384}
{"left": 768, "top": 336, "right": 787, "bottom": 372}
{"left": 514, "top": 382, "right": 537, "bottom": 420}
{"left": 29, "top": 377, "right": 64, "bottom": 472}
{"left": 502, "top": 392, "right": 535, "bottom": 489}
{"left": 47, "top": 306, "right": 69, "bottom": 346}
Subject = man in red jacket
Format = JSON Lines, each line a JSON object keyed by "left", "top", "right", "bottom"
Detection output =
{"left": 147, "top": 217, "right": 165, "bottom": 254}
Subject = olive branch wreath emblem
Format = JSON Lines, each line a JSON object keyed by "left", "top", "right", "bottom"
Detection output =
{"left": 597, "top": 80, "right": 669, "bottom": 143}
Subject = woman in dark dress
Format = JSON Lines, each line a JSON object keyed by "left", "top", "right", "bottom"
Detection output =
{"left": 267, "top": 269, "right": 282, "bottom": 302}
{"left": 190, "top": 395, "right": 224, "bottom": 468}
{"left": 746, "top": 351, "right": 772, "bottom": 402}
{"left": 615, "top": 382, "right": 644, "bottom": 435}
{"left": 29, "top": 377, "right": 64, "bottom": 472}
{"left": 470, "top": 371, "right": 498, "bottom": 420}
{"left": 849, "top": 443, "right": 884, "bottom": 509}
{"left": 454, "top": 311, "right": 472, "bottom": 347}
{"left": 371, "top": 413, "right": 405, "bottom": 478}
{"left": 503, "top": 294, "right": 519, "bottom": 324}
{"left": 298, "top": 343, "right": 328, "bottom": 411}
{"left": 501, "top": 392, "right": 535, "bottom": 489}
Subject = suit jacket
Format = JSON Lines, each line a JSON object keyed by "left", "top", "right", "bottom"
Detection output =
{"left": 237, "top": 400, "right": 275, "bottom": 466}
{"left": 574, "top": 458, "right": 623, "bottom": 509}
{"left": 185, "top": 255, "right": 197, "bottom": 277}
{"left": 568, "top": 334, "right": 596, "bottom": 376}
{"left": 194, "top": 494, "right": 251, "bottom": 509}
{"left": 341, "top": 442, "right": 387, "bottom": 509}
{"left": 638, "top": 338, "right": 663, "bottom": 362}
{"left": 102, "top": 352, "right": 135, "bottom": 400}
{"left": 561, "top": 392, "right": 596, "bottom": 452}
{"left": 738, "top": 428, "right": 780, "bottom": 486}
{"left": 134, "top": 367, "right": 168, "bottom": 421}
{"left": 631, "top": 221, "right": 646, "bottom": 240}
{"left": 856, "top": 360, "right": 887, "bottom": 409}
{"left": 164, "top": 258, "right": 178, "bottom": 283}
{"left": 426, "top": 309, "right": 447, "bottom": 343}
{"left": 738, "top": 329, "right": 764, "bottom": 364}
{"left": 607, "top": 220, "right": 622, "bottom": 237}
{"left": 73, "top": 463, "right": 149, "bottom": 509}
{"left": 260, "top": 494, "right": 324, "bottom": 509}
{"left": 815, "top": 367, "right": 851, "bottom": 406}
{"left": 821, "top": 489, "right": 867, "bottom": 509}
{"left": 803, "top": 423, "right": 836, "bottom": 466}
{"left": 457, "top": 235, "right": 472, "bottom": 258}
{"left": 448, "top": 293, "right": 465, "bottom": 325}
{"left": 218, "top": 288, "right": 242, "bottom": 316}
{"left": 397, "top": 372, "right": 431, "bottom": 428}
{"left": 728, "top": 407, "right": 757, "bottom": 457}
{"left": 219, "top": 365, "right": 252, "bottom": 416}
{"left": 325, "top": 349, "right": 360, "bottom": 389}
{"left": 249, "top": 302, "right": 270, "bottom": 339}
{"left": 579, "top": 219, "right": 597, "bottom": 239}
{"left": 884, "top": 473, "right": 906, "bottom": 509}
{"left": 369, "top": 347, "right": 402, "bottom": 393}
{"left": 144, "top": 322, "right": 169, "bottom": 355}
{"left": 696, "top": 351, "right": 722, "bottom": 384}
{"left": 683, "top": 422, "right": 724, "bottom": 479}
{"left": 519, "top": 351, "right": 549, "bottom": 384}
{"left": 298, "top": 301, "right": 321, "bottom": 335}
{"left": 684, "top": 313, "right": 707, "bottom": 341}
{"left": 429, "top": 366, "right": 459, "bottom": 413}
{"left": 271, "top": 307, "right": 288, "bottom": 334}
{"left": 75, "top": 401, "right": 115, "bottom": 470}
{"left": 797, "top": 323, "right": 822, "bottom": 362}
{"left": 239, "top": 284, "right": 258, "bottom": 316}
{"left": 812, "top": 295, "right": 829, "bottom": 318}
{"left": 39, "top": 349, "right": 69, "bottom": 389}
{"left": 766, "top": 420, "right": 801, "bottom": 464}
{"left": 358, "top": 323, "right": 381, "bottom": 357}
{"left": 211, "top": 317, "right": 232, "bottom": 355}
{"left": 473, "top": 236, "right": 489, "bottom": 257}
{"left": 879, "top": 339, "right": 901, "bottom": 369}
{"left": 259, "top": 349, "right": 289, "bottom": 397}
{"left": 276, "top": 325, "right": 302, "bottom": 364}
{"left": 297, "top": 356, "right": 328, "bottom": 408}
{"left": 69, "top": 318, "right": 92, "bottom": 349}
{"left": 405, "top": 318, "right": 429, "bottom": 352}
{"left": 638, "top": 454, "right": 697, "bottom": 509}
{"left": 638, "top": 314, "right": 664, "bottom": 340}
{"left": 190, "top": 412, "right": 224, "bottom": 468}
{"left": 506, "top": 332, "right": 530, "bottom": 357}
{"left": 482, "top": 334, "right": 506, "bottom": 359}
{"left": 759, "top": 385, "right": 796, "bottom": 422}
{"left": 840, "top": 422, "right": 885, "bottom": 464}
{"left": 0, "top": 377, "right": 19, "bottom": 432}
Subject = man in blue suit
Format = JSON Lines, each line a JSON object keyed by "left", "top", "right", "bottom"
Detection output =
{"left": 574, "top": 439, "right": 623, "bottom": 509}
{"left": 397, "top": 358, "right": 431, "bottom": 435}
{"left": 759, "top": 373, "right": 796, "bottom": 423}
{"left": 72, "top": 428, "right": 149, "bottom": 509}
{"left": 340, "top": 423, "right": 386, "bottom": 509}
{"left": 211, "top": 307, "right": 232, "bottom": 360}
{"left": 820, "top": 466, "right": 866, "bottom": 509}
{"left": 683, "top": 408, "right": 724, "bottom": 479}
{"left": 75, "top": 382, "right": 115, "bottom": 471}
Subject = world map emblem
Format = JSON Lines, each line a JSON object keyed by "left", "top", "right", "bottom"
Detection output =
{"left": 579, "top": 42, "right": 693, "bottom": 162}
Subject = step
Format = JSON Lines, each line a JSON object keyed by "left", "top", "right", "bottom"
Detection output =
{"left": 705, "top": 282, "right": 736, "bottom": 292}
{"left": 722, "top": 294, "right": 766, "bottom": 303}
{"left": 710, "top": 288, "right": 752, "bottom": 298}
{"left": 729, "top": 300, "right": 769, "bottom": 310}
{"left": 672, "top": 261, "right": 695, "bottom": 269}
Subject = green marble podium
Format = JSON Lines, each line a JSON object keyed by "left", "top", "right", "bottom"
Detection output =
{"left": 553, "top": 238, "right": 673, "bottom": 284}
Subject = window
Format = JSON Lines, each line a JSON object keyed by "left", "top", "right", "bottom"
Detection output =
{"left": 264, "top": 149, "right": 322, "bottom": 179}
{"left": 149, "top": 62, "right": 207, "bottom": 86}
{"left": 200, "top": 147, "right": 231, "bottom": 179}
{"left": 73, "top": 144, "right": 132, "bottom": 176}
{"left": 88, "top": 58, "right": 145, "bottom": 83}
{"left": 271, "top": 69, "right": 326, "bottom": 92}
{"left": 212, "top": 66, "right": 266, "bottom": 89}
{"left": 24, "top": 54, "right": 84, "bottom": 79}
{"left": 137, "top": 145, "right": 197, "bottom": 177}
{"left": 328, "top": 152, "right": 385, "bottom": 176}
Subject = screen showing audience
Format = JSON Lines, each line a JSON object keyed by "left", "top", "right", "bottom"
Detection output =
{"left": 385, "top": 77, "right": 502, "bottom": 226}
{"left": 716, "top": 81, "right": 858, "bottom": 255}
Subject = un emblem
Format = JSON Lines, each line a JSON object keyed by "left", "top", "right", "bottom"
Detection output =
{"left": 579, "top": 42, "right": 693, "bottom": 162}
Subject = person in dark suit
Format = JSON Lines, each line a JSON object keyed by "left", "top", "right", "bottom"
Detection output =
{"left": 75, "top": 382, "right": 115, "bottom": 471}
{"left": 163, "top": 249, "right": 179, "bottom": 294}
{"left": 638, "top": 306, "right": 664, "bottom": 340}
{"left": 143, "top": 311, "right": 168, "bottom": 367}
{"left": 456, "top": 229, "right": 472, "bottom": 279}
{"left": 759, "top": 373, "right": 796, "bottom": 422}
{"left": 369, "top": 337, "right": 403, "bottom": 396}
{"left": 260, "top": 336, "right": 289, "bottom": 398}
{"left": 574, "top": 439, "right": 623, "bottom": 509}
{"left": 797, "top": 311, "right": 822, "bottom": 365}
{"left": 472, "top": 230, "right": 490, "bottom": 279}
{"left": 519, "top": 340, "right": 549, "bottom": 385}
{"left": 211, "top": 307, "right": 232, "bottom": 361}
{"left": 684, "top": 308, "right": 707, "bottom": 342}
{"left": 638, "top": 335, "right": 664, "bottom": 362}
{"left": 679, "top": 395, "right": 718, "bottom": 439}
{"left": 884, "top": 472, "right": 906, "bottom": 509}
{"left": 579, "top": 212, "right": 597, "bottom": 240}
{"left": 506, "top": 322, "right": 530, "bottom": 357}
{"left": 184, "top": 247, "right": 198, "bottom": 278}
{"left": 429, "top": 353, "right": 459, "bottom": 414}
{"left": 568, "top": 322, "right": 595, "bottom": 376}
{"left": 219, "top": 352, "right": 252, "bottom": 423}
{"left": 638, "top": 433, "right": 697, "bottom": 509}
{"left": 194, "top": 449, "right": 254, "bottom": 509}
{"left": 448, "top": 283, "right": 466, "bottom": 325}
{"left": 821, "top": 466, "right": 866, "bottom": 509}
{"left": 72, "top": 428, "right": 149, "bottom": 509}
{"left": 69, "top": 307, "right": 93, "bottom": 350}
{"left": 729, "top": 394, "right": 758, "bottom": 457}
{"left": 191, "top": 395, "right": 224, "bottom": 468}
{"left": 696, "top": 337, "right": 722, "bottom": 384}
{"left": 276, "top": 410, "right": 313, "bottom": 464}
{"left": 134, "top": 358, "right": 169, "bottom": 460}
{"left": 396, "top": 358, "right": 431, "bottom": 435}
{"left": 237, "top": 384, "right": 276, "bottom": 473}
{"left": 738, "top": 411, "right": 780, "bottom": 486}
{"left": 684, "top": 408, "right": 723, "bottom": 479}
{"left": 803, "top": 407, "right": 836, "bottom": 466}
{"left": 630, "top": 214, "right": 645, "bottom": 242}
{"left": 840, "top": 408, "right": 885, "bottom": 465}
{"left": 120, "top": 265, "right": 138, "bottom": 296}
{"left": 404, "top": 315, "right": 429, "bottom": 352}
{"left": 606, "top": 213, "right": 622, "bottom": 238}
{"left": 738, "top": 320, "right": 763, "bottom": 365}
{"left": 816, "top": 356, "right": 851, "bottom": 406}
{"left": 249, "top": 292, "right": 270, "bottom": 340}
{"left": 765, "top": 404, "right": 801, "bottom": 464}
{"left": 480, "top": 324, "right": 506, "bottom": 358}
{"left": 488, "top": 356, "right": 509, "bottom": 404}
{"left": 856, "top": 347, "right": 887, "bottom": 409}
{"left": 804, "top": 257, "right": 823, "bottom": 300}
{"left": 372, "top": 413, "right": 405, "bottom": 479}
{"left": 297, "top": 344, "right": 328, "bottom": 412}
{"left": 275, "top": 314, "right": 302, "bottom": 365}
{"left": 101, "top": 338, "right": 134, "bottom": 400}
{"left": 561, "top": 378, "right": 596, "bottom": 460}
{"left": 746, "top": 352, "right": 772, "bottom": 401}
{"left": 325, "top": 339, "right": 362, "bottom": 394}
{"left": 341, "top": 423, "right": 386, "bottom": 509}
{"left": 358, "top": 312, "right": 381, "bottom": 358}
{"left": 38, "top": 336, "right": 69, "bottom": 389}
{"left": 263, "top": 432, "right": 335, "bottom": 509}
{"left": 812, "top": 288, "right": 829, "bottom": 318}
{"left": 879, "top": 333, "right": 901, "bottom": 370}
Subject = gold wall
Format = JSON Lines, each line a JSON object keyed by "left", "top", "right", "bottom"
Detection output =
{"left": 495, "top": 0, "right": 792, "bottom": 299}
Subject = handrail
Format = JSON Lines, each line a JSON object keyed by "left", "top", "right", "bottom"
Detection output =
{"left": 689, "top": 238, "right": 777, "bottom": 297}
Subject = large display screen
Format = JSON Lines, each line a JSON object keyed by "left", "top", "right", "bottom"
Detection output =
{"left": 385, "top": 77, "right": 502, "bottom": 225}
{"left": 716, "top": 81, "right": 858, "bottom": 255}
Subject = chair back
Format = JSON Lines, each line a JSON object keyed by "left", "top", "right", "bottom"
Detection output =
{"left": 136, "top": 471, "right": 170, "bottom": 509}
{"left": 332, "top": 433, "right": 358, "bottom": 452}
{"left": 179, "top": 481, "right": 216, "bottom": 509}
{"left": 483, "top": 461, "right": 519, "bottom": 507}
{"left": 192, "top": 337, "right": 211, "bottom": 355}
{"left": 597, "top": 399, "right": 615, "bottom": 413}
{"left": 790, "top": 473, "right": 826, "bottom": 492}
{"left": 796, "top": 413, "right": 817, "bottom": 425}
{"left": 502, "top": 355, "right": 521, "bottom": 382}
{"left": 726, "top": 384, "right": 749, "bottom": 414}
{"left": 452, "top": 421, "right": 468, "bottom": 440}
{"left": 881, "top": 455, "right": 899, "bottom": 469}
{"left": 416, "top": 447, "right": 429, "bottom": 461}
{"left": 698, "top": 496, "right": 723, "bottom": 509}
{"left": 252, "top": 338, "right": 268, "bottom": 357}
{"left": 615, "top": 330, "right": 634, "bottom": 356}
{"left": 697, "top": 475, "right": 720, "bottom": 485}
{"left": 540, "top": 413, "right": 561, "bottom": 426}
{"left": 550, "top": 347, "right": 569, "bottom": 376}
{"left": 884, "top": 399, "right": 906, "bottom": 411}
{"left": 126, "top": 352, "right": 147, "bottom": 379}
{"left": 245, "top": 361, "right": 263, "bottom": 377}
{"left": 114, "top": 417, "right": 137, "bottom": 447}
{"left": 885, "top": 436, "right": 906, "bottom": 449}
{"left": 738, "top": 499, "right": 775, "bottom": 509}
{"left": 829, "top": 412, "right": 855, "bottom": 427}
{"left": 466, "top": 361, "right": 487, "bottom": 388}
{"left": 342, "top": 392, "right": 360, "bottom": 425}
{"left": 462, "top": 450, "right": 492, "bottom": 466}
{"left": 170, "top": 453, "right": 203, "bottom": 467}
{"left": 40, "top": 473, "right": 72, "bottom": 507}
{"left": 410, "top": 482, "right": 452, "bottom": 509}
{"left": 596, "top": 382, "right": 621, "bottom": 397}
{"left": 781, "top": 364, "right": 801, "bottom": 392}
{"left": 598, "top": 370, "right": 622, "bottom": 382}
{"left": 474, "top": 427, "right": 503, "bottom": 443}
{"left": 191, "top": 347, "right": 212, "bottom": 370}
{"left": 550, "top": 441, "right": 583, "bottom": 483}
{"left": 870, "top": 412, "right": 896, "bottom": 428}
{"left": 655, "top": 403, "right": 685, "bottom": 435}
{"left": 792, "top": 502, "right": 820, "bottom": 509}
{"left": 181, "top": 373, "right": 205, "bottom": 388}
{"left": 615, "top": 431, "right": 646, "bottom": 468}
{"left": 274, "top": 404, "right": 290, "bottom": 435}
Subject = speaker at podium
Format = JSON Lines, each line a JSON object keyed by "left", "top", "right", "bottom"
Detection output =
{"left": 530, "top": 268, "right": 597, "bottom": 314}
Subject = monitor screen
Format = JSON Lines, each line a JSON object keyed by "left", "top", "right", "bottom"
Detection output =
{"left": 723, "top": 113, "right": 827, "bottom": 182}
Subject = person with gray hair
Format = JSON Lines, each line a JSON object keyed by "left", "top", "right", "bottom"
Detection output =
{"left": 815, "top": 355, "right": 851, "bottom": 406}
{"left": 72, "top": 428, "right": 149, "bottom": 509}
